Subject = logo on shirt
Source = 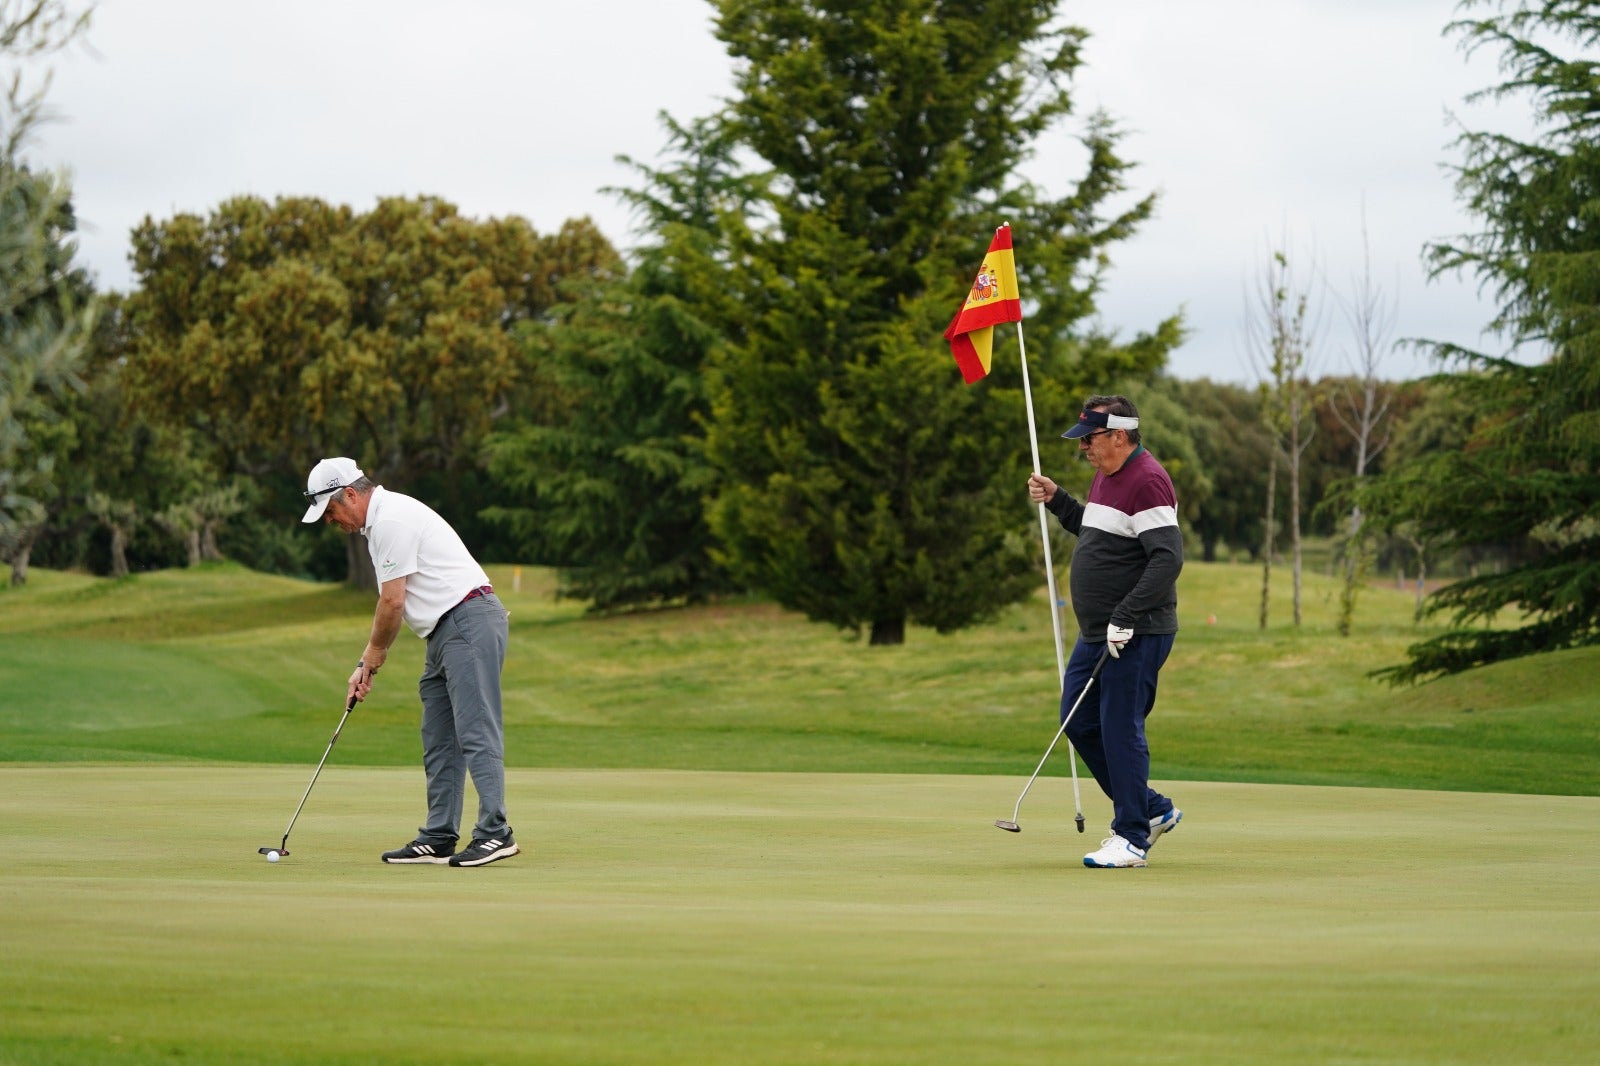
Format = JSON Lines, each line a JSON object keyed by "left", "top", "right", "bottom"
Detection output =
{"left": 382, "top": 559, "right": 397, "bottom": 572}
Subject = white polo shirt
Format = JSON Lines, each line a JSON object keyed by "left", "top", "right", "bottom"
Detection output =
{"left": 362, "top": 486, "right": 491, "bottom": 639}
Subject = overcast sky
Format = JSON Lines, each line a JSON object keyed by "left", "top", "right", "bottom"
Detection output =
{"left": 29, "top": 0, "right": 1529, "bottom": 383}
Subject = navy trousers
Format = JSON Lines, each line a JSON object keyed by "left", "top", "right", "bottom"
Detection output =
{"left": 1061, "top": 632, "right": 1176, "bottom": 851}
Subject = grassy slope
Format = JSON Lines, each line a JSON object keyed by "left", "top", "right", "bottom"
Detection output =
{"left": 1, "top": 561, "right": 1597, "bottom": 794}
{"left": 0, "top": 766, "right": 1595, "bottom": 1066}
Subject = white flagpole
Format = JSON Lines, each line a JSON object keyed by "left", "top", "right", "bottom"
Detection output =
{"left": 1012, "top": 314, "right": 1085, "bottom": 828}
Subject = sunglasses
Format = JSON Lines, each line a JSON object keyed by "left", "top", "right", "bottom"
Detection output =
{"left": 303, "top": 483, "right": 350, "bottom": 501}
{"left": 1078, "top": 430, "right": 1114, "bottom": 443}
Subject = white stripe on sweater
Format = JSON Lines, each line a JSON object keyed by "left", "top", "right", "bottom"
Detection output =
{"left": 1081, "top": 501, "right": 1179, "bottom": 539}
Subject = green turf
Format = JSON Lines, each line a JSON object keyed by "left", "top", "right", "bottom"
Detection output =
{"left": 0, "top": 766, "right": 1595, "bottom": 1065}
{"left": 4, "top": 564, "right": 1598, "bottom": 1063}
{"left": 2, "top": 562, "right": 1596, "bottom": 795}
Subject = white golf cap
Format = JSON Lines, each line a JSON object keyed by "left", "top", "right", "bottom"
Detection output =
{"left": 301, "top": 457, "right": 365, "bottom": 523}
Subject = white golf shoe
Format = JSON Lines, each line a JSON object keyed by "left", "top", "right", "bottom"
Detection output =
{"left": 1147, "top": 807, "right": 1182, "bottom": 848}
{"left": 1106, "top": 808, "right": 1183, "bottom": 850}
{"left": 1083, "top": 834, "right": 1147, "bottom": 868}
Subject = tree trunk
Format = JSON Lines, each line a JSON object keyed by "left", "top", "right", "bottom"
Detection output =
{"left": 1289, "top": 449, "right": 1303, "bottom": 627}
{"left": 1336, "top": 506, "right": 1364, "bottom": 638}
{"left": 200, "top": 522, "right": 223, "bottom": 562}
{"left": 869, "top": 616, "right": 905, "bottom": 646}
{"left": 1288, "top": 390, "right": 1304, "bottom": 628}
{"left": 183, "top": 530, "right": 201, "bottom": 567}
{"left": 346, "top": 533, "right": 376, "bottom": 590}
{"left": 1259, "top": 447, "right": 1278, "bottom": 630}
{"left": 109, "top": 525, "right": 130, "bottom": 578}
{"left": 9, "top": 528, "right": 37, "bottom": 587}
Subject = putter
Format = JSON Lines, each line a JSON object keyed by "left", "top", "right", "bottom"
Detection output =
{"left": 995, "top": 646, "right": 1110, "bottom": 834}
{"left": 258, "top": 695, "right": 358, "bottom": 858}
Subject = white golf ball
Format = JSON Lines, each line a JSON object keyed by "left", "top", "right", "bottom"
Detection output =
{"left": 266, "top": 850, "right": 280, "bottom": 863}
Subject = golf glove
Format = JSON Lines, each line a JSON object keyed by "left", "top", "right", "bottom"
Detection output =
{"left": 1106, "top": 623, "right": 1134, "bottom": 658}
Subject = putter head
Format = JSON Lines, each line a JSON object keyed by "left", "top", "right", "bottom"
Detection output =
{"left": 257, "top": 846, "right": 290, "bottom": 856}
{"left": 994, "top": 819, "right": 1022, "bottom": 833}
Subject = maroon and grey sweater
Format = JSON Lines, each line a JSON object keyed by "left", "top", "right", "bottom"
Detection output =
{"left": 1045, "top": 446, "right": 1183, "bottom": 641}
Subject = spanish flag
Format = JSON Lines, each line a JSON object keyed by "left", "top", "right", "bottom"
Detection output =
{"left": 944, "top": 224, "right": 1023, "bottom": 384}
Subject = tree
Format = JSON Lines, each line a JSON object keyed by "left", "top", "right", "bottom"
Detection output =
{"left": 1, "top": 1, "right": 97, "bottom": 541}
{"left": 1363, "top": 0, "right": 1600, "bottom": 682}
{"left": 1328, "top": 220, "right": 1398, "bottom": 635}
{"left": 84, "top": 490, "right": 136, "bottom": 577}
{"left": 700, "top": 0, "right": 1180, "bottom": 644}
{"left": 122, "top": 195, "right": 622, "bottom": 583}
{"left": 484, "top": 117, "right": 748, "bottom": 609}
{"left": 1247, "top": 246, "right": 1319, "bottom": 628}
{"left": 153, "top": 482, "right": 245, "bottom": 566}
{"left": 0, "top": 406, "right": 68, "bottom": 583}
{"left": 1359, "top": 378, "right": 1475, "bottom": 621}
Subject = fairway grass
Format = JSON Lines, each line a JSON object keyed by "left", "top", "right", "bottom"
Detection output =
{"left": 4, "top": 562, "right": 1598, "bottom": 795}
{"left": 2, "top": 766, "right": 1596, "bottom": 1065}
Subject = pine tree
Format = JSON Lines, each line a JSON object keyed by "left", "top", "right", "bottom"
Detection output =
{"left": 1366, "top": 0, "right": 1600, "bottom": 681}
{"left": 701, "top": 0, "right": 1180, "bottom": 644}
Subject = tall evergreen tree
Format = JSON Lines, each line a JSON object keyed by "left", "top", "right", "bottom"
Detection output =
{"left": 701, "top": 0, "right": 1180, "bottom": 644}
{"left": 1364, "top": 0, "right": 1600, "bottom": 681}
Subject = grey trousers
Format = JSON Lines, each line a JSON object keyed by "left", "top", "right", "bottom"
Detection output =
{"left": 417, "top": 593, "right": 510, "bottom": 843}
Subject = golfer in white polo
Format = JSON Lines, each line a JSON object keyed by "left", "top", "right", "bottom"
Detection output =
{"left": 302, "top": 456, "right": 519, "bottom": 868}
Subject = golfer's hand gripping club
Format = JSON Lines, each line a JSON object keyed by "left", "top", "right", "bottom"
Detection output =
{"left": 347, "top": 659, "right": 380, "bottom": 704}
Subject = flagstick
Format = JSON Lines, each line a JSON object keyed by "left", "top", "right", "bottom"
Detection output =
{"left": 1013, "top": 317, "right": 1085, "bottom": 830}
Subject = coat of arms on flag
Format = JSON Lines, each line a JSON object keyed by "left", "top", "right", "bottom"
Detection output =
{"left": 943, "top": 224, "right": 1023, "bottom": 384}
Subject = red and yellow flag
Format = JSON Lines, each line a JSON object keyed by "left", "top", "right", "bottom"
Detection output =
{"left": 944, "top": 224, "right": 1023, "bottom": 383}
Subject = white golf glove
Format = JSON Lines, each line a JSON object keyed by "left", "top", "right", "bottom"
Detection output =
{"left": 1106, "top": 623, "right": 1134, "bottom": 658}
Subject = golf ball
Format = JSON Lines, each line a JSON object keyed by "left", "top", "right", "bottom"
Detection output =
{"left": 266, "top": 850, "right": 280, "bottom": 863}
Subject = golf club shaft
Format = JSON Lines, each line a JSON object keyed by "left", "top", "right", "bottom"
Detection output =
{"left": 279, "top": 696, "right": 358, "bottom": 849}
{"left": 1004, "top": 647, "right": 1109, "bottom": 824}
{"left": 1066, "top": 678, "right": 1084, "bottom": 826}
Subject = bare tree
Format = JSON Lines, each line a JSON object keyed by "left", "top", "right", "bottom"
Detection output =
{"left": 1330, "top": 211, "right": 1398, "bottom": 635}
{"left": 1246, "top": 242, "right": 1320, "bottom": 628}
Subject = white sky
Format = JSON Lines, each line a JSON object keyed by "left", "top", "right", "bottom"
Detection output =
{"left": 29, "top": 0, "right": 1530, "bottom": 383}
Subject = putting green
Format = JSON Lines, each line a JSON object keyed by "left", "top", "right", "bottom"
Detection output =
{"left": 1, "top": 766, "right": 1595, "bottom": 1064}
